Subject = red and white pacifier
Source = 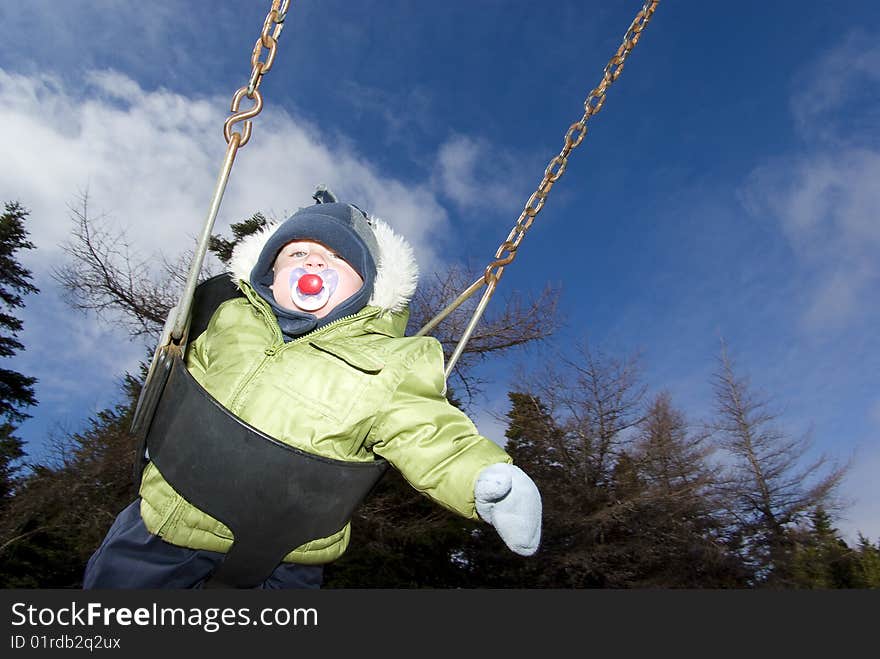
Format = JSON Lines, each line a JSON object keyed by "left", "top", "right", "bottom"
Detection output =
{"left": 289, "top": 268, "right": 339, "bottom": 311}
{"left": 297, "top": 274, "right": 323, "bottom": 296}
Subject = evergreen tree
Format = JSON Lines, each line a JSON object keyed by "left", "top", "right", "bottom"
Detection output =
{"left": 619, "top": 392, "right": 747, "bottom": 587}
{"left": 852, "top": 535, "right": 880, "bottom": 588}
{"left": 788, "top": 507, "right": 857, "bottom": 588}
{"left": 209, "top": 212, "right": 268, "bottom": 265}
{"left": 0, "top": 201, "right": 39, "bottom": 507}
{"left": 503, "top": 392, "right": 563, "bottom": 477}
{"left": 0, "top": 201, "right": 39, "bottom": 421}
{"left": 0, "top": 374, "right": 141, "bottom": 587}
{"left": 0, "top": 424, "right": 26, "bottom": 503}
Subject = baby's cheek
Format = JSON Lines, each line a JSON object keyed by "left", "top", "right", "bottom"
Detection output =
{"left": 271, "top": 267, "right": 294, "bottom": 302}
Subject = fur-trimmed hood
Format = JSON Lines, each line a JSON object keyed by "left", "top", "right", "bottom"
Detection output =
{"left": 228, "top": 213, "right": 419, "bottom": 315}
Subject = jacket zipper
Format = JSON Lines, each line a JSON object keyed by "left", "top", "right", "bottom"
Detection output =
{"left": 225, "top": 297, "right": 382, "bottom": 414}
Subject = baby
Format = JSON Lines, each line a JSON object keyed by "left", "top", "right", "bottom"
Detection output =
{"left": 84, "top": 195, "right": 541, "bottom": 588}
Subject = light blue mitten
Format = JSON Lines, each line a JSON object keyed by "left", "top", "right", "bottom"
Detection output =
{"left": 474, "top": 463, "right": 542, "bottom": 556}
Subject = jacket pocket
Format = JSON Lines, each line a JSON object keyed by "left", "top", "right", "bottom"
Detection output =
{"left": 309, "top": 339, "right": 385, "bottom": 373}
{"left": 267, "top": 351, "right": 374, "bottom": 425}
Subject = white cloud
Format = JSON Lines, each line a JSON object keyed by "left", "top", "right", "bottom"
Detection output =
{"left": 741, "top": 149, "right": 880, "bottom": 331}
{"left": 433, "top": 134, "right": 526, "bottom": 213}
{"left": 789, "top": 30, "right": 880, "bottom": 144}
{"left": 739, "top": 28, "right": 880, "bottom": 334}
{"left": 0, "top": 69, "right": 219, "bottom": 262}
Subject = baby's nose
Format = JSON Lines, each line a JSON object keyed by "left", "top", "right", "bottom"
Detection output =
{"left": 304, "top": 252, "right": 326, "bottom": 270}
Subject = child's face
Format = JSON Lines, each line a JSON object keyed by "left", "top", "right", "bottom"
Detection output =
{"left": 270, "top": 240, "right": 364, "bottom": 318}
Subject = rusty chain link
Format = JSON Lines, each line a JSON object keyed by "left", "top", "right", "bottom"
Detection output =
{"left": 483, "top": 0, "right": 659, "bottom": 287}
{"left": 223, "top": 0, "right": 291, "bottom": 148}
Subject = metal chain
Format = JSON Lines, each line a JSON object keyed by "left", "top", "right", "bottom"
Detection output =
{"left": 427, "top": 0, "right": 660, "bottom": 381}
{"left": 172, "top": 0, "right": 292, "bottom": 342}
{"left": 484, "top": 0, "right": 659, "bottom": 287}
{"left": 223, "top": 0, "right": 291, "bottom": 148}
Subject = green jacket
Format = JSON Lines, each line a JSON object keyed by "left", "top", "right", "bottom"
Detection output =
{"left": 138, "top": 277, "right": 511, "bottom": 565}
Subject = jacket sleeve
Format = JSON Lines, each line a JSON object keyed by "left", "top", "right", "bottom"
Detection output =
{"left": 368, "top": 338, "right": 512, "bottom": 520}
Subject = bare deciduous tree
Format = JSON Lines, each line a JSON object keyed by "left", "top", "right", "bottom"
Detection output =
{"left": 710, "top": 342, "right": 849, "bottom": 582}
{"left": 526, "top": 341, "right": 646, "bottom": 489}
{"left": 52, "top": 193, "right": 200, "bottom": 342}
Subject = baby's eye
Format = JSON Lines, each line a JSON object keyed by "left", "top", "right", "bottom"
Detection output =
{"left": 329, "top": 252, "right": 345, "bottom": 261}
{"left": 289, "top": 250, "right": 308, "bottom": 258}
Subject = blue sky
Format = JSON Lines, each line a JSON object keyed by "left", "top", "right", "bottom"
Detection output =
{"left": 1, "top": 1, "right": 878, "bottom": 544}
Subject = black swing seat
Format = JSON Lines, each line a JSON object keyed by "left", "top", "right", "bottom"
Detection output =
{"left": 136, "top": 274, "right": 388, "bottom": 588}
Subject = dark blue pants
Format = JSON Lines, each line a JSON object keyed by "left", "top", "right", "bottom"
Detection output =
{"left": 83, "top": 500, "right": 323, "bottom": 589}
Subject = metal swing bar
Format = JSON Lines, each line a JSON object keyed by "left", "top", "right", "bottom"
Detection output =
{"left": 131, "top": 0, "right": 291, "bottom": 437}
{"left": 417, "top": 0, "right": 661, "bottom": 381}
